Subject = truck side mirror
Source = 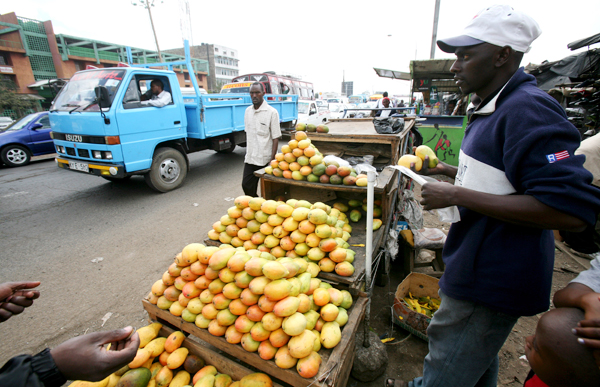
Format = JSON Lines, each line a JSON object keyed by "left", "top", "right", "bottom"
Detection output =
{"left": 95, "top": 86, "right": 110, "bottom": 109}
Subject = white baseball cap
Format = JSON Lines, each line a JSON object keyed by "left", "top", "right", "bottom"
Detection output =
{"left": 437, "top": 5, "right": 542, "bottom": 53}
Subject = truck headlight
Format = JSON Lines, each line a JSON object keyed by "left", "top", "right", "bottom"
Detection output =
{"left": 104, "top": 151, "right": 113, "bottom": 160}
{"left": 93, "top": 150, "right": 102, "bottom": 159}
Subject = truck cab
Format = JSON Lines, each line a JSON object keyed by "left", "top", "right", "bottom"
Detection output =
{"left": 50, "top": 44, "right": 298, "bottom": 192}
{"left": 297, "top": 100, "right": 329, "bottom": 126}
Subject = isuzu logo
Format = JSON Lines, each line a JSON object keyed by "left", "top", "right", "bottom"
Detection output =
{"left": 66, "top": 134, "right": 83, "bottom": 142}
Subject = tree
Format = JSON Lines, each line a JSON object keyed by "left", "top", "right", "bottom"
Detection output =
{"left": 0, "top": 80, "right": 37, "bottom": 119}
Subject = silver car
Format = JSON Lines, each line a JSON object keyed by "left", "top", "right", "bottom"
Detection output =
{"left": 0, "top": 117, "right": 14, "bottom": 130}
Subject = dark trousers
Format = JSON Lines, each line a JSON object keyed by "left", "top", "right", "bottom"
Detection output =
{"left": 242, "top": 163, "right": 267, "bottom": 197}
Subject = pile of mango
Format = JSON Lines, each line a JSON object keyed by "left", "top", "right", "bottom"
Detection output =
{"left": 402, "top": 293, "right": 441, "bottom": 318}
{"left": 68, "top": 322, "right": 274, "bottom": 387}
{"left": 207, "top": 196, "right": 356, "bottom": 277}
{"left": 264, "top": 131, "right": 369, "bottom": 187}
{"left": 342, "top": 198, "right": 384, "bottom": 231}
{"left": 148, "top": 241, "right": 355, "bottom": 379}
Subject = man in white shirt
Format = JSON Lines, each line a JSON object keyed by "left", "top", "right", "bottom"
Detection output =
{"left": 141, "top": 79, "right": 172, "bottom": 108}
{"left": 243, "top": 82, "right": 281, "bottom": 196}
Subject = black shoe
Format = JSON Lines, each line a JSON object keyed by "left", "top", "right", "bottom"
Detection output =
{"left": 575, "top": 79, "right": 594, "bottom": 88}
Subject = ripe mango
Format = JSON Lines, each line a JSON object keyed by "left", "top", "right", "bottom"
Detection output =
{"left": 168, "top": 371, "right": 190, "bottom": 387}
{"left": 261, "top": 261, "right": 289, "bottom": 280}
{"left": 106, "top": 373, "right": 120, "bottom": 387}
{"left": 128, "top": 348, "right": 152, "bottom": 369}
{"left": 264, "top": 279, "right": 292, "bottom": 301}
{"left": 282, "top": 312, "right": 307, "bottom": 336}
{"left": 320, "top": 321, "right": 342, "bottom": 348}
{"left": 373, "top": 219, "right": 383, "bottom": 230}
{"left": 164, "top": 331, "right": 185, "bottom": 353}
{"left": 239, "top": 373, "right": 273, "bottom": 387}
{"left": 155, "top": 366, "right": 173, "bottom": 387}
{"left": 296, "top": 351, "right": 322, "bottom": 379}
{"left": 274, "top": 346, "right": 298, "bottom": 369}
{"left": 398, "top": 154, "right": 423, "bottom": 171}
{"left": 273, "top": 296, "right": 300, "bottom": 317}
{"left": 149, "top": 362, "right": 162, "bottom": 379}
{"left": 167, "top": 347, "right": 188, "bottom": 369}
{"left": 415, "top": 145, "right": 439, "bottom": 168}
{"left": 208, "top": 248, "right": 237, "bottom": 271}
{"left": 194, "top": 375, "right": 216, "bottom": 387}
{"left": 288, "top": 330, "right": 315, "bottom": 359}
{"left": 269, "top": 328, "right": 290, "bottom": 348}
{"left": 115, "top": 368, "right": 152, "bottom": 387}
{"left": 181, "top": 243, "right": 205, "bottom": 266}
{"left": 136, "top": 323, "right": 162, "bottom": 348}
{"left": 335, "top": 307, "right": 349, "bottom": 327}
{"left": 335, "top": 261, "right": 355, "bottom": 277}
{"left": 144, "top": 337, "right": 166, "bottom": 358}
{"left": 214, "top": 374, "right": 233, "bottom": 387}
{"left": 258, "top": 340, "right": 278, "bottom": 360}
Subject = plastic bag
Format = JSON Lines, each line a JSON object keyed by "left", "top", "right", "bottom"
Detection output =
{"left": 413, "top": 228, "right": 447, "bottom": 250}
{"left": 373, "top": 117, "right": 404, "bottom": 134}
{"left": 322, "top": 155, "right": 350, "bottom": 168}
{"left": 394, "top": 166, "right": 461, "bottom": 223}
{"left": 355, "top": 163, "right": 378, "bottom": 176}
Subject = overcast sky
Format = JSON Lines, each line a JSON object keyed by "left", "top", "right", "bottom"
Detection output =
{"left": 7, "top": 0, "right": 600, "bottom": 96}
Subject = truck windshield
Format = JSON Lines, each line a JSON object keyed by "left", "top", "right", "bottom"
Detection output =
{"left": 298, "top": 102, "right": 309, "bottom": 114}
{"left": 51, "top": 69, "right": 126, "bottom": 112}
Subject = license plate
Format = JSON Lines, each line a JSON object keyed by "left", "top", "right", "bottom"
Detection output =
{"left": 68, "top": 161, "right": 89, "bottom": 172}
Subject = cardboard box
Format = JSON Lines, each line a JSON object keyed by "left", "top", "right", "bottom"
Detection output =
{"left": 392, "top": 272, "right": 440, "bottom": 342}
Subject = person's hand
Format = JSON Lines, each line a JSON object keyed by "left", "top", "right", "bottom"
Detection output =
{"left": 420, "top": 182, "right": 457, "bottom": 210}
{"left": 50, "top": 326, "right": 140, "bottom": 381}
{"left": 0, "top": 281, "right": 41, "bottom": 323}
{"left": 572, "top": 293, "right": 600, "bottom": 349}
{"left": 410, "top": 147, "right": 448, "bottom": 176}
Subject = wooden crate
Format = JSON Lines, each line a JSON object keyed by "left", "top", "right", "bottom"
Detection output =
{"left": 143, "top": 296, "right": 368, "bottom": 387}
{"left": 254, "top": 167, "right": 399, "bottom": 289}
{"left": 154, "top": 325, "right": 284, "bottom": 387}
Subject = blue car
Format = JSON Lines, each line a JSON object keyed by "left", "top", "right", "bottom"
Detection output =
{"left": 0, "top": 112, "right": 54, "bottom": 167}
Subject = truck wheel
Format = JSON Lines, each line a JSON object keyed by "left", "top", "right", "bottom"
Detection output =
{"left": 1, "top": 145, "right": 31, "bottom": 167}
{"left": 216, "top": 143, "right": 236, "bottom": 154}
{"left": 144, "top": 147, "right": 188, "bottom": 192}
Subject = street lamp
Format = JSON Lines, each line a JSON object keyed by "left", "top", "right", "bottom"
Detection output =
{"left": 131, "top": 0, "right": 164, "bottom": 62}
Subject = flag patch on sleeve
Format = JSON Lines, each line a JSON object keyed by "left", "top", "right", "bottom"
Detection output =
{"left": 546, "top": 150, "right": 569, "bottom": 163}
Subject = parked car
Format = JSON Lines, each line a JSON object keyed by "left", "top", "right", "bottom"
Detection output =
{"left": 328, "top": 103, "right": 353, "bottom": 119}
{"left": 0, "top": 112, "right": 54, "bottom": 167}
{"left": 298, "top": 100, "right": 330, "bottom": 126}
{"left": 0, "top": 117, "right": 14, "bottom": 130}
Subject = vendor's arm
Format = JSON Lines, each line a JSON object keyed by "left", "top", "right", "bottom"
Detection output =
{"left": 412, "top": 156, "right": 457, "bottom": 179}
{"left": 271, "top": 137, "right": 279, "bottom": 162}
{"left": 420, "top": 182, "right": 587, "bottom": 231}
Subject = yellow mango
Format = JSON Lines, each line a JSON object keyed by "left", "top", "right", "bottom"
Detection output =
{"left": 169, "top": 370, "right": 191, "bottom": 387}
{"left": 239, "top": 373, "right": 273, "bottom": 387}
{"left": 128, "top": 348, "right": 152, "bottom": 369}
{"left": 137, "top": 322, "right": 162, "bottom": 348}
{"left": 116, "top": 368, "right": 151, "bottom": 387}
{"left": 68, "top": 375, "right": 111, "bottom": 387}
{"left": 167, "top": 347, "right": 189, "bottom": 369}
{"left": 106, "top": 374, "right": 120, "bottom": 387}
{"left": 214, "top": 373, "right": 233, "bottom": 387}
{"left": 194, "top": 375, "right": 216, "bottom": 387}
{"left": 149, "top": 362, "right": 162, "bottom": 379}
{"left": 415, "top": 145, "right": 439, "bottom": 168}
{"left": 145, "top": 337, "right": 167, "bottom": 358}
{"left": 155, "top": 366, "right": 173, "bottom": 387}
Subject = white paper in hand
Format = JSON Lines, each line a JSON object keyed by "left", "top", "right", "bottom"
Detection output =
{"left": 394, "top": 166, "right": 461, "bottom": 223}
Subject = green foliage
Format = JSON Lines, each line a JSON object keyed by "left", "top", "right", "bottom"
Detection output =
{"left": 0, "top": 81, "right": 37, "bottom": 118}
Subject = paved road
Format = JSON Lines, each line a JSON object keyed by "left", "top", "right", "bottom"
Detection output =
{"left": 0, "top": 148, "right": 248, "bottom": 364}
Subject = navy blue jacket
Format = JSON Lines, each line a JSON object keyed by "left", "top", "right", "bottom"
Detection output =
{"left": 439, "top": 68, "right": 600, "bottom": 316}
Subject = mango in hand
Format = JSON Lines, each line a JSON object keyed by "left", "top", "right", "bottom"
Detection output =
{"left": 398, "top": 155, "right": 423, "bottom": 171}
{"left": 415, "top": 145, "right": 439, "bottom": 169}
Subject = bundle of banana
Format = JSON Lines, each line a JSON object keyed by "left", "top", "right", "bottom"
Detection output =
{"left": 402, "top": 292, "right": 440, "bottom": 318}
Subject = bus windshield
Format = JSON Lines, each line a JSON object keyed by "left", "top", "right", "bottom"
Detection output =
{"left": 221, "top": 87, "right": 250, "bottom": 94}
{"left": 51, "top": 69, "right": 125, "bottom": 112}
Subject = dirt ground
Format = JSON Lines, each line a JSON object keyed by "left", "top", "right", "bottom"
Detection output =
{"left": 347, "top": 182, "right": 588, "bottom": 387}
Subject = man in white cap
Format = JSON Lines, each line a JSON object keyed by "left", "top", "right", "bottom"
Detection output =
{"left": 388, "top": 5, "right": 600, "bottom": 387}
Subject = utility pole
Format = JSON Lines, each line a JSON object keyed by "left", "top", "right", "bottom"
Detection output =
{"left": 132, "top": 0, "right": 163, "bottom": 62}
{"left": 430, "top": 0, "right": 441, "bottom": 59}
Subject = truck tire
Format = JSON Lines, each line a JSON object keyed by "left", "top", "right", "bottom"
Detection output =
{"left": 144, "top": 147, "right": 188, "bottom": 192}
{"left": 216, "top": 143, "right": 236, "bottom": 154}
{"left": 1, "top": 145, "right": 31, "bottom": 167}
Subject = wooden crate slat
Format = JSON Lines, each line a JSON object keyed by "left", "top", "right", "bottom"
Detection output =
{"left": 143, "top": 294, "right": 367, "bottom": 387}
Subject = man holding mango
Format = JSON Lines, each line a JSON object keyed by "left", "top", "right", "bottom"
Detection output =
{"left": 390, "top": 5, "right": 600, "bottom": 387}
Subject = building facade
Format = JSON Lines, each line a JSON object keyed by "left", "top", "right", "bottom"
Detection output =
{"left": 341, "top": 81, "right": 353, "bottom": 97}
{"left": 0, "top": 12, "right": 209, "bottom": 118}
{"left": 166, "top": 43, "right": 239, "bottom": 93}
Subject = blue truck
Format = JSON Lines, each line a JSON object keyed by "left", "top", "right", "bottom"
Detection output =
{"left": 49, "top": 42, "right": 297, "bottom": 192}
